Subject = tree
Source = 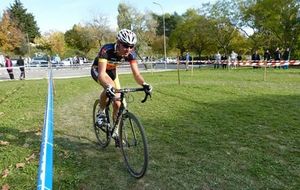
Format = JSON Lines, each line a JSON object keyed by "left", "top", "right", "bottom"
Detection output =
{"left": 242, "top": 0, "right": 300, "bottom": 57}
{"left": 0, "top": 11, "right": 24, "bottom": 54}
{"left": 85, "top": 14, "right": 115, "bottom": 47}
{"left": 117, "top": 3, "right": 134, "bottom": 29}
{"left": 203, "top": 0, "right": 248, "bottom": 55}
{"left": 153, "top": 12, "right": 183, "bottom": 37}
{"left": 64, "top": 24, "right": 99, "bottom": 55}
{"left": 49, "top": 31, "right": 65, "bottom": 55}
{"left": 8, "top": 0, "right": 40, "bottom": 42}
{"left": 117, "top": 3, "right": 157, "bottom": 57}
{"left": 169, "top": 9, "right": 214, "bottom": 57}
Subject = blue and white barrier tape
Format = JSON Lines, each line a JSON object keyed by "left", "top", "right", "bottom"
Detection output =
{"left": 37, "top": 69, "right": 54, "bottom": 190}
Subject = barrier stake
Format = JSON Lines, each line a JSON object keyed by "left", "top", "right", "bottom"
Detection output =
{"left": 177, "top": 56, "right": 181, "bottom": 85}
{"left": 191, "top": 56, "right": 194, "bottom": 76}
{"left": 264, "top": 61, "right": 267, "bottom": 81}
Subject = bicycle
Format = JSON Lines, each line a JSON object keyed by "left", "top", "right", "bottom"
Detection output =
{"left": 92, "top": 87, "right": 150, "bottom": 178}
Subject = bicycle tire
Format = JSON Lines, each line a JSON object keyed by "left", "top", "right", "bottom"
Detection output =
{"left": 93, "top": 99, "right": 110, "bottom": 148}
{"left": 119, "top": 112, "right": 148, "bottom": 178}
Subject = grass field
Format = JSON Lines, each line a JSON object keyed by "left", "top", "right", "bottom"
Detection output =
{"left": 0, "top": 68, "right": 299, "bottom": 189}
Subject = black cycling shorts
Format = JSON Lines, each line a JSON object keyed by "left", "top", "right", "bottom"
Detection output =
{"left": 91, "top": 66, "right": 116, "bottom": 82}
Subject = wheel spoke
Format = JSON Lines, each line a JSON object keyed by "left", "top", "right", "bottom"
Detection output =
{"left": 120, "top": 112, "right": 148, "bottom": 178}
{"left": 93, "top": 99, "right": 110, "bottom": 148}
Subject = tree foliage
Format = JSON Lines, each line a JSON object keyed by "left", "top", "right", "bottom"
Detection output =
{"left": 0, "top": 11, "right": 24, "bottom": 54}
{"left": 242, "top": 0, "right": 300, "bottom": 54}
{"left": 117, "top": 3, "right": 134, "bottom": 29}
{"left": 8, "top": 0, "right": 40, "bottom": 42}
{"left": 64, "top": 24, "right": 99, "bottom": 55}
{"left": 34, "top": 31, "right": 65, "bottom": 56}
{"left": 117, "top": 3, "right": 157, "bottom": 56}
{"left": 85, "top": 14, "right": 115, "bottom": 47}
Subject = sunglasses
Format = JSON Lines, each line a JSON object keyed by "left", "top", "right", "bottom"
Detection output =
{"left": 121, "top": 42, "right": 134, "bottom": 49}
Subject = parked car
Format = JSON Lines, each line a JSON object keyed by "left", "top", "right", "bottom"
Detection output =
{"left": 30, "top": 56, "right": 49, "bottom": 67}
{"left": 50, "top": 55, "right": 61, "bottom": 67}
{"left": 60, "top": 57, "right": 73, "bottom": 66}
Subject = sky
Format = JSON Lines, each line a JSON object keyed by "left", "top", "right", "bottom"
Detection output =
{"left": 0, "top": 0, "right": 216, "bottom": 33}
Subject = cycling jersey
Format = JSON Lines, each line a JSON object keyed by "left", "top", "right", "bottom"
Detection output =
{"left": 91, "top": 43, "right": 137, "bottom": 82}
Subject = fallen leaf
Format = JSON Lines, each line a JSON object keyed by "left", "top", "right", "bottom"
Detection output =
{"left": 16, "top": 163, "right": 25, "bottom": 169}
{"left": 25, "top": 153, "right": 35, "bottom": 162}
{"left": 35, "top": 132, "right": 42, "bottom": 136}
{"left": 1, "top": 169, "right": 9, "bottom": 178}
{"left": 23, "top": 143, "right": 29, "bottom": 148}
{"left": 0, "top": 112, "right": 4, "bottom": 116}
{"left": 0, "top": 141, "right": 9, "bottom": 146}
{"left": 2, "top": 184, "right": 10, "bottom": 190}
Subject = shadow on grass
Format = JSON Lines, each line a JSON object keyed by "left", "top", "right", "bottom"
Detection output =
{"left": 145, "top": 90, "right": 300, "bottom": 189}
{"left": 0, "top": 126, "right": 41, "bottom": 149}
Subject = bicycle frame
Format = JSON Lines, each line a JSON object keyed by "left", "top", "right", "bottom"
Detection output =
{"left": 105, "top": 88, "right": 149, "bottom": 138}
{"left": 104, "top": 92, "right": 126, "bottom": 138}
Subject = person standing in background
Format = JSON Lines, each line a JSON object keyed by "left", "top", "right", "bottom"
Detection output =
{"left": 185, "top": 51, "right": 190, "bottom": 71}
{"left": 274, "top": 47, "right": 281, "bottom": 69}
{"left": 17, "top": 56, "right": 25, "bottom": 79}
{"left": 230, "top": 51, "right": 238, "bottom": 69}
{"left": 221, "top": 54, "right": 227, "bottom": 69}
{"left": 251, "top": 50, "right": 260, "bottom": 69}
{"left": 282, "top": 48, "right": 290, "bottom": 69}
{"left": 5, "top": 55, "right": 14, "bottom": 80}
{"left": 214, "top": 51, "right": 221, "bottom": 69}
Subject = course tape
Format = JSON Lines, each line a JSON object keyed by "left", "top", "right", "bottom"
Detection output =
{"left": 37, "top": 69, "right": 54, "bottom": 190}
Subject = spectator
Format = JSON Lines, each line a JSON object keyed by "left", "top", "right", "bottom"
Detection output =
{"left": 221, "top": 54, "right": 227, "bottom": 69}
{"left": 230, "top": 51, "right": 238, "bottom": 69}
{"left": 252, "top": 50, "right": 260, "bottom": 69}
{"left": 5, "top": 55, "right": 14, "bottom": 79}
{"left": 237, "top": 53, "right": 242, "bottom": 61}
{"left": 237, "top": 53, "right": 242, "bottom": 67}
{"left": 264, "top": 49, "right": 271, "bottom": 61}
{"left": 17, "top": 56, "right": 25, "bottom": 80}
{"left": 185, "top": 51, "right": 190, "bottom": 71}
{"left": 214, "top": 51, "right": 221, "bottom": 69}
{"left": 263, "top": 49, "right": 271, "bottom": 67}
{"left": 274, "top": 47, "right": 281, "bottom": 69}
{"left": 282, "top": 48, "right": 290, "bottom": 69}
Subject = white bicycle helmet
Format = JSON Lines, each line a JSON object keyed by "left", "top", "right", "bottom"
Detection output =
{"left": 117, "top": 29, "right": 137, "bottom": 45}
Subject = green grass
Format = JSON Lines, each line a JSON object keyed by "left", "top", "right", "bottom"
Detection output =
{"left": 1, "top": 68, "right": 300, "bottom": 189}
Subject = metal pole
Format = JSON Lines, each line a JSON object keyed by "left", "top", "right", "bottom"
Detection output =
{"left": 153, "top": 2, "right": 167, "bottom": 69}
{"left": 26, "top": 33, "right": 31, "bottom": 56}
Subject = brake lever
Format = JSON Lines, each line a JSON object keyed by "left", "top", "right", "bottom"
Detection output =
{"left": 141, "top": 93, "right": 151, "bottom": 103}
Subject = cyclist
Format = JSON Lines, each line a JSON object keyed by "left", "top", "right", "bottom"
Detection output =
{"left": 91, "top": 29, "right": 152, "bottom": 146}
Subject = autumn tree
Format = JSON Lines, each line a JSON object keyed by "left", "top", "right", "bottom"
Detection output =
{"left": 35, "top": 31, "right": 66, "bottom": 56}
{"left": 0, "top": 11, "right": 24, "bottom": 54}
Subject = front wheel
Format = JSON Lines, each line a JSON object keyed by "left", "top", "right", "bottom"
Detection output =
{"left": 119, "top": 112, "right": 148, "bottom": 178}
{"left": 93, "top": 99, "right": 110, "bottom": 148}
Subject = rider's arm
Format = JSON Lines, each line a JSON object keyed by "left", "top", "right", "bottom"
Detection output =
{"left": 98, "top": 59, "right": 114, "bottom": 88}
{"left": 130, "top": 60, "right": 145, "bottom": 86}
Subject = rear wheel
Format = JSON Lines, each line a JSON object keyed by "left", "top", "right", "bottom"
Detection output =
{"left": 93, "top": 99, "right": 110, "bottom": 148}
{"left": 120, "top": 112, "right": 148, "bottom": 178}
